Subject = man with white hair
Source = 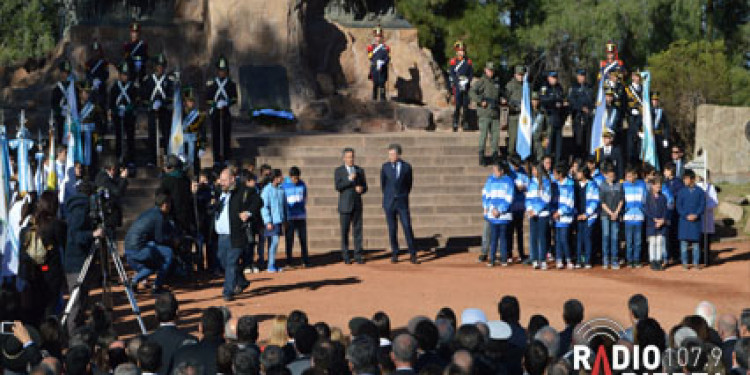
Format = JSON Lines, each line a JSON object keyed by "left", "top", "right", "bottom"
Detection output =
{"left": 696, "top": 301, "right": 722, "bottom": 344}
{"left": 718, "top": 314, "right": 740, "bottom": 370}
{"left": 534, "top": 326, "right": 561, "bottom": 360}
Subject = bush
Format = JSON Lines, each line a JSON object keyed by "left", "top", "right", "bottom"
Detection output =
{"left": 0, "top": 0, "right": 60, "bottom": 66}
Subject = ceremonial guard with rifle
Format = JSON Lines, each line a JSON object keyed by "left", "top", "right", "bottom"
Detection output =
{"left": 470, "top": 62, "right": 502, "bottom": 166}
{"left": 182, "top": 86, "right": 206, "bottom": 176}
{"left": 85, "top": 41, "right": 110, "bottom": 109}
{"left": 568, "top": 68, "right": 594, "bottom": 159}
{"left": 141, "top": 53, "right": 173, "bottom": 167}
{"left": 625, "top": 70, "right": 645, "bottom": 164}
{"left": 448, "top": 41, "right": 473, "bottom": 132}
{"left": 109, "top": 62, "right": 138, "bottom": 170}
{"left": 504, "top": 65, "right": 525, "bottom": 157}
{"left": 599, "top": 41, "right": 625, "bottom": 79}
{"left": 205, "top": 55, "right": 238, "bottom": 168}
{"left": 122, "top": 22, "right": 149, "bottom": 85}
{"left": 78, "top": 81, "right": 106, "bottom": 178}
{"left": 367, "top": 25, "right": 391, "bottom": 101}
{"left": 51, "top": 60, "right": 76, "bottom": 143}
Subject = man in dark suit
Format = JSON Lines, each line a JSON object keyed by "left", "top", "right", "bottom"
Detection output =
{"left": 718, "top": 314, "right": 739, "bottom": 371}
{"left": 391, "top": 334, "right": 418, "bottom": 375}
{"left": 147, "top": 292, "right": 197, "bottom": 375}
{"left": 335, "top": 147, "right": 368, "bottom": 264}
{"left": 380, "top": 144, "right": 418, "bottom": 264}
{"left": 169, "top": 307, "right": 225, "bottom": 374}
{"left": 594, "top": 130, "right": 624, "bottom": 180}
{"left": 670, "top": 145, "right": 686, "bottom": 178}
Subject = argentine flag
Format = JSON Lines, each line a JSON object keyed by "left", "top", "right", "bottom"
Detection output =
{"left": 640, "top": 72, "right": 658, "bottom": 170}
{"left": 515, "top": 73, "right": 532, "bottom": 160}
{"left": 169, "top": 85, "right": 184, "bottom": 158}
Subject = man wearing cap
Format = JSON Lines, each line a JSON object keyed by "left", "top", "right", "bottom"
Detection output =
{"left": 51, "top": 60, "right": 76, "bottom": 143}
{"left": 568, "top": 69, "right": 594, "bottom": 158}
{"left": 141, "top": 53, "right": 174, "bottom": 167}
{"left": 182, "top": 86, "right": 207, "bottom": 176}
{"left": 85, "top": 41, "right": 109, "bottom": 108}
{"left": 123, "top": 22, "right": 149, "bottom": 84}
{"left": 599, "top": 41, "right": 625, "bottom": 78}
{"left": 602, "top": 87, "right": 622, "bottom": 137}
{"left": 625, "top": 70, "right": 645, "bottom": 163}
{"left": 108, "top": 61, "right": 139, "bottom": 168}
{"left": 470, "top": 62, "right": 502, "bottom": 166}
{"left": 205, "top": 55, "right": 238, "bottom": 167}
{"left": 504, "top": 65, "right": 526, "bottom": 157}
{"left": 78, "top": 80, "right": 105, "bottom": 177}
{"left": 651, "top": 91, "right": 670, "bottom": 166}
{"left": 594, "top": 130, "right": 623, "bottom": 180}
{"left": 367, "top": 25, "right": 390, "bottom": 101}
{"left": 448, "top": 41, "right": 473, "bottom": 132}
{"left": 530, "top": 91, "right": 549, "bottom": 161}
{"left": 540, "top": 71, "right": 566, "bottom": 163}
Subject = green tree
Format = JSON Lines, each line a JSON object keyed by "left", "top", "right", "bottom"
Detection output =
{"left": 0, "top": 0, "right": 59, "bottom": 66}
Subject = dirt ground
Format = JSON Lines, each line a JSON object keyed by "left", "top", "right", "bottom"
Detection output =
{"left": 110, "top": 240, "right": 750, "bottom": 341}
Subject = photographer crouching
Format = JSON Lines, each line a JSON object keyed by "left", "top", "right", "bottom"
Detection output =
{"left": 123, "top": 191, "right": 175, "bottom": 295}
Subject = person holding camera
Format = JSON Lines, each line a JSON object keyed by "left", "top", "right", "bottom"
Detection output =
{"left": 64, "top": 181, "right": 105, "bottom": 334}
{"left": 94, "top": 157, "right": 128, "bottom": 228}
{"left": 123, "top": 192, "right": 175, "bottom": 294}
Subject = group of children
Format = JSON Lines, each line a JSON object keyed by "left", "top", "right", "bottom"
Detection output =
{"left": 481, "top": 155, "right": 717, "bottom": 270}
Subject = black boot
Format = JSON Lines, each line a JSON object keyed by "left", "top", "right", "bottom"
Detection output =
{"left": 490, "top": 152, "right": 499, "bottom": 164}
{"left": 479, "top": 152, "right": 486, "bottom": 166}
{"left": 453, "top": 121, "right": 459, "bottom": 132}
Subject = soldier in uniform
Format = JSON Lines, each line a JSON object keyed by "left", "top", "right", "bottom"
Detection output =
{"left": 651, "top": 91, "right": 670, "bottom": 167}
{"left": 205, "top": 55, "right": 238, "bottom": 167}
{"left": 625, "top": 70, "right": 645, "bottom": 164}
{"left": 51, "top": 60, "right": 76, "bottom": 143}
{"left": 530, "top": 92, "right": 549, "bottom": 162}
{"left": 448, "top": 41, "right": 473, "bottom": 132}
{"left": 540, "top": 71, "right": 566, "bottom": 163}
{"left": 568, "top": 69, "right": 594, "bottom": 159}
{"left": 504, "top": 65, "right": 525, "bottom": 157}
{"left": 109, "top": 62, "right": 138, "bottom": 169}
{"left": 603, "top": 87, "right": 622, "bottom": 136}
{"left": 78, "top": 80, "right": 105, "bottom": 178}
{"left": 85, "top": 41, "right": 109, "bottom": 109}
{"left": 599, "top": 40, "right": 625, "bottom": 78}
{"left": 182, "top": 86, "right": 206, "bottom": 177}
{"left": 470, "top": 62, "right": 502, "bottom": 166}
{"left": 141, "top": 53, "right": 173, "bottom": 166}
{"left": 367, "top": 25, "right": 390, "bottom": 101}
{"left": 122, "top": 22, "right": 149, "bottom": 85}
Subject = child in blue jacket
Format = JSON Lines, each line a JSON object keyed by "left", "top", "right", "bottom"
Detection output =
{"left": 281, "top": 166, "right": 309, "bottom": 268}
{"left": 644, "top": 176, "right": 669, "bottom": 271}
{"left": 574, "top": 167, "right": 599, "bottom": 268}
{"left": 482, "top": 162, "right": 514, "bottom": 266}
{"left": 526, "top": 162, "right": 551, "bottom": 269}
{"left": 552, "top": 164, "right": 575, "bottom": 269}
{"left": 622, "top": 166, "right": 647, "bottom": 268}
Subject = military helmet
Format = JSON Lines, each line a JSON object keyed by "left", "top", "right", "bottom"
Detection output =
{"left": 118, "top": 61, "right": 129, "bottom": 74}
{"left": 372, "top": 25, "right": 383, "bottom": 37}
{"left": 454, "top": 40, "right": 466, "bottom": 52}
{"left": 485, "top": 61, "right": 495, "bottom": 71}
{"left": 154, "top": 53, "right": 167, "bottom": 67}
{"left": 603, "top": 129, "right": 615, "bottom": 138}
{"left": 606, "top": 40, "right": 617, "bottom": 53}
{"left": 651, "top": 91, "right": 660, "bottom": 100}
{"left": 547, "top": 70, "right": 558, "bottom": 77}
{"left": 183, "top": 86, "right": 196, "bottom": 101}
{"left": 514, "top": 65, "right": 526, "bottom": 74}
{"left": 216, "top": 55, "right": 229, "bottom": 70}
{"left": 130, "top": 22, "right": 141, "bottom": 32}
{"left": 58, "top": 60, "right": 72, "bottom": 73}
{"left": 604, "top": 87, "right": 615, "bottom": 96}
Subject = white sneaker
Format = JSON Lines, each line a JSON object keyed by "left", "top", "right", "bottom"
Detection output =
{"left": 567, "top": 263, "right": 574, "bottom": 270}
{"left": 574, "top": 263, "right": 581, "bottom": 269}
{"left": 252, "top": 266, "right": 260, "bottom": 274}
{"left": 556, "top": 262, "right": 564, "bottom": 269}
{"left": 243, "top": 268, "right": 253, "bottom": 275}
{"left": 532, "top": 261, "right": 539, "bottom": 269}
{"left": 585, "top": 264, "right": 592, "bottom": 269}
{"left": 541, "top": 262, "right": 548, "bottom": 270}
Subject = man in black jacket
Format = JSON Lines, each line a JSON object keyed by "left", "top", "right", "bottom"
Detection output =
{"left": 170, "top": 307, "right": 226, "bottom": 375}
{"left": 147, "top": 292, "right": 197, "bottom": 375}
{"left": 568, "top": 69, "right": 594, "bottom": 159}
{"left": 380, "top": 144, "right": 418, "bottom": 264}
{"left": 214, "top": 167, "right": 253, "bottom": 301}
{"left": 158, "top": 156, "right": 196, "bottom": 235}
{"left": 335, "top": 147, "right": 368, "bottom": 264}
{"left": 94, "top": 157, "right": 129, "bottom": 228}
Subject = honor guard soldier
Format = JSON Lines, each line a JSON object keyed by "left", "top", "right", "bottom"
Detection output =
{"left": 122, "top": 22, "right": 149, "bottom": 85}
{"left": 624, "top": 70, "right": 645, "bottom": 164}
{"left": 85, "top": 41, "right": 109, "bottom": 109}
{"left": 504, "top": 65, "right": 525, "bottom": 157}
{"left": 205, "top": 55, "right": 238, "bottom": 167}
{"left": 109, "top": 61, "right": 139, "bottom": 170}
{"left": 448, "top": 41, "right": 473, "bottom": 132}
{"left": 367, "top": 25, "right": 390, "bottom": 101}
{"left": 602, "top": 87, "right": 622, "bottom": 142}
{"left": 539, "top": 70, "right": 566, "bottom": 163}
{"left": 182, "top": 86, "right": 206, "bottom": 176}
{"left": 650, "top": 91, "right": 670, "bottom": 166}
{"left": 470, "top": 61, "right": 502, "bottom": 165}
{"left": 141, "top": 53, "right": 173, "bottom": 166}
{"left": 599, "top": 40, "right": 625, "bottom": 78}
{"left": 78, "top": 80, "right": 105, "bottom": 177}
{"left": 568, "top": 68, "right": 594, "bottom": 158}
{"left": 51, "top": 60, "right": 77, "bottom": 143}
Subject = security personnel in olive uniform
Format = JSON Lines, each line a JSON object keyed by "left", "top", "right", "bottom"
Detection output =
{"left": 651, "top": 91, "right": 670, "bottom": 166}
{"left": 367, "top": 25, "right": 390, "bottom": 101}
{"left": 85, "top": 41, "right": 109, "bottom": 109}
{"left": 205, "top": 55, "right": 238, "bottom": 167}
{"left": 141, "top": 53, "right": 173, "bottom": 166}
{"left": 568, "top": 69, "right": 594, "bottom": 158}
{"left": 504, "top": 65, "right": 525, "bottom": 157}
{"left": 77, "top": 80, "right": 105, "bottom": 177}
{"left": 182, "top": 86, "right": 207, "bottom": 176}
{"left": 540, "top": 71, "right": 566, "bottom": 163}
{"left": 122, "top": 22, "right": 149, "bottom": 84}
{"left": 448, "top": 41, "right": 473, "bottom": 132}
{"left": 109, "top": 61, "right": 139, "bottom": 167}
{"left": 470, "top": 62, "right": 502, "bottom": 165}
{"left": 624, "top": 70, "right": 644, "bottom": 164}
{"left": 530, "top": 91, "right": 549, "bottom": 161}
{"left": 51, "top": 60, "right": 76, "bottom": 143}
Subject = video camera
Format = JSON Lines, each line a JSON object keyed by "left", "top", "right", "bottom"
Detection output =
{"left": 89, "top": 188, "right": 121, "bottom": 229}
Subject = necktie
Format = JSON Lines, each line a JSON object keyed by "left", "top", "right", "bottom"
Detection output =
{"left": 216, "top": 195, "right": 227, "bottom": 220}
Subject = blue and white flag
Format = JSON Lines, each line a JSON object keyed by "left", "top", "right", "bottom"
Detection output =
{"left": 640, "top": 71, "right": 659, "bottom": 170}
{"left": 169, "top": 85, "right": 184, "bottom": 157}
{"left": 515, "top": 73, "right": 532, "bottom": 160}
{"left": 9, "top": 112, "right": 34, "bottom": 194}
{"left": 66, "top": 82, "right": 84, "bottom": 163}
{"left": 59, "top": 112, "right": 77, "bottom": 204}
{"left": 589, "top": 79, "right": 607, "bottom": 154}
{"left": 0, "top": 126, "right": 11, "bottom": 224}
{"left": 33, "top": 152, "right": 45, "bottom": 193}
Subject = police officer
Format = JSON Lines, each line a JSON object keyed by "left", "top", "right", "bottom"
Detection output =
{"left": 85, "top": 41, "right": 109, "bottom": 109}
{"left": 367, "top": 25, "right": 390, "bottom": 101}
{"left": 625, "top": 70, "right": 644, "bottom": 164}
{"left": 568, "top": 68, "right": 594, "bottom": 158}
{"left": 141, "top": 53, "right": 173, "bottom": 166}
{"left": 78, "top": 80, "right": 105, "bottom": 178}
{"left": 182, "top": 86, "right": 207, "bottom": 176}
{"left": 470, "top": 62, "right": 502, "bottom": 166}
{"left": 448, "top": 41, "right": 473, "bottom": 132}
{"left": 205, "top": 55, "right": 238, "bottom": 167}
{"left": 51, "top": 60, "right": 76, "bottom": 143}
{"left": 651, "top": 91, "right": 670, "bottom": 167}
{"left": 109, "top": 62, "right": 138, "bottom": 169}
{"left": 122, "top": 22, "right": 149, "bottom": 85}
{"left": 540, "top": 71, "right": 566, "bottom": 163}
{"left": 504, "top": 65, "right": 525, "bottom": 157}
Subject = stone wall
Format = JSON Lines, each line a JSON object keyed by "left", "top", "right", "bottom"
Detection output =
{"left": 695, "top": 104, "right": 750, "bottom": 182}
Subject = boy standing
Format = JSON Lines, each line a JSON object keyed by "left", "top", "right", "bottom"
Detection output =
{"left": 644, "top": 176, "right": 669, "bottom": 270}
{"left": 676, "top": 169, "right": 705, "bottom": 270}
{"left": 574, "top": 167, "right": 599, "bottom": 268}
{"left": 599, "top": 163, "right": 623, "bottom": 269}
{"left": 261, "top": 169, "right": 288, "bottom": 273}
{"left": 482, "top": 162, "right": 514, "bottom": 267}
{"left": 622, "top": 167, "right": 647, "bottom": 268}
{"left": 552, "top": 164, "right": 575, "bottom": 269}
{"left": 282, "top": 166, "right": 310, "bottom": 268}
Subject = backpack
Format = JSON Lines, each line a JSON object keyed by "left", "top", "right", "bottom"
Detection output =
{"left": 22, "top": 224, "right": 52, "bottom": 265}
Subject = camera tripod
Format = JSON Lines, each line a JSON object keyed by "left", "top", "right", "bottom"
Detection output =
{"left": 60, "top": 228, "right": 147, "bottom": 334}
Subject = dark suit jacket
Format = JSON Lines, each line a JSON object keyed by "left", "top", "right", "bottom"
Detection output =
{"left": 394, "top": 369, "right": 417, "bottom": 375}
{"left": 380, "top": 160, "right": 413, "bottom": 210}
{"left": 335, "top": 165, "right": 368, "bottom": 214}
{"left": 169, "top": 336, "right": 224, "bottom": 375}
{"left": 220, "top": 186, "right": 255, "bottom": 249}
{"left": 722, "top": 338, "right": 737, "bottom": 371}
{"left": 595, "top": 145, "right": 624, "bottom": 180}
{"left": 147, "top": 324, "right": 198, "bottom": 375}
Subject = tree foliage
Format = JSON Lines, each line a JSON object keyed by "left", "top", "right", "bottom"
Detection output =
{"left": 0, "top": 0, "right": 59, "bottom": 66}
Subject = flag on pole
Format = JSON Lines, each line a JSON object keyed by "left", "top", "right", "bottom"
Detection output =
{"left": 169, "top": 85, "right": 184, "bottom": 157}
{"left": 34, "top": 151, "right": 45, "bottom": 193}
{"left": 516, "top": 73, "right": 532, "bottom": 160}
{"left": 46, "top": 127, "right": 57, "bottom": 191}
{"left": 0, "top": 125, "right": 11, "bottom": 225}
{"left": 59, "top": 113, "right": 77, "bottom": 204}
{"left": 66, "top": 81, "right": 83, "bottom": 163}
{"left": 9, "top": 112, "right": 34, "bottom": 194}
{"left": 639, "top": 71, "right": 659, "bottom": 170}
{"left": 589, "top": 79, "right": 607, "bottom": 154}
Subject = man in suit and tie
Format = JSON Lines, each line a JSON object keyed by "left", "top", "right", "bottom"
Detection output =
{"left": 380, "top": 144, "right": 419, "bottom": 264}
{"left": 390, "top": 334, "right": 418, "bottom": 375}
{"left": 147, "top": 292, "right": 197, "bottom": 375}
{"left": 670, "top": 145, "right": 686, "bottom": 178}
{"left": 718, "top": 314, "right": 739, "bottom": 370}
{"left": 594, "top": 130, "right": 624, "bottom": 180}
{"left": 335, "top": 148, "right": 368, "bottom": 264}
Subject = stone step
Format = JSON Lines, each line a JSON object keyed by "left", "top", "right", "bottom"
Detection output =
{"left": 302, "top": 174, "right": 490, "bottom": 186}
{"left": 241, "top": 132, "right": 491, "bottom": 148}
{"left": 256, "top": 154, "right": 488, "bottom": 167}
{"left": 257, "top": 145, "right": 482, "bottom": 157}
